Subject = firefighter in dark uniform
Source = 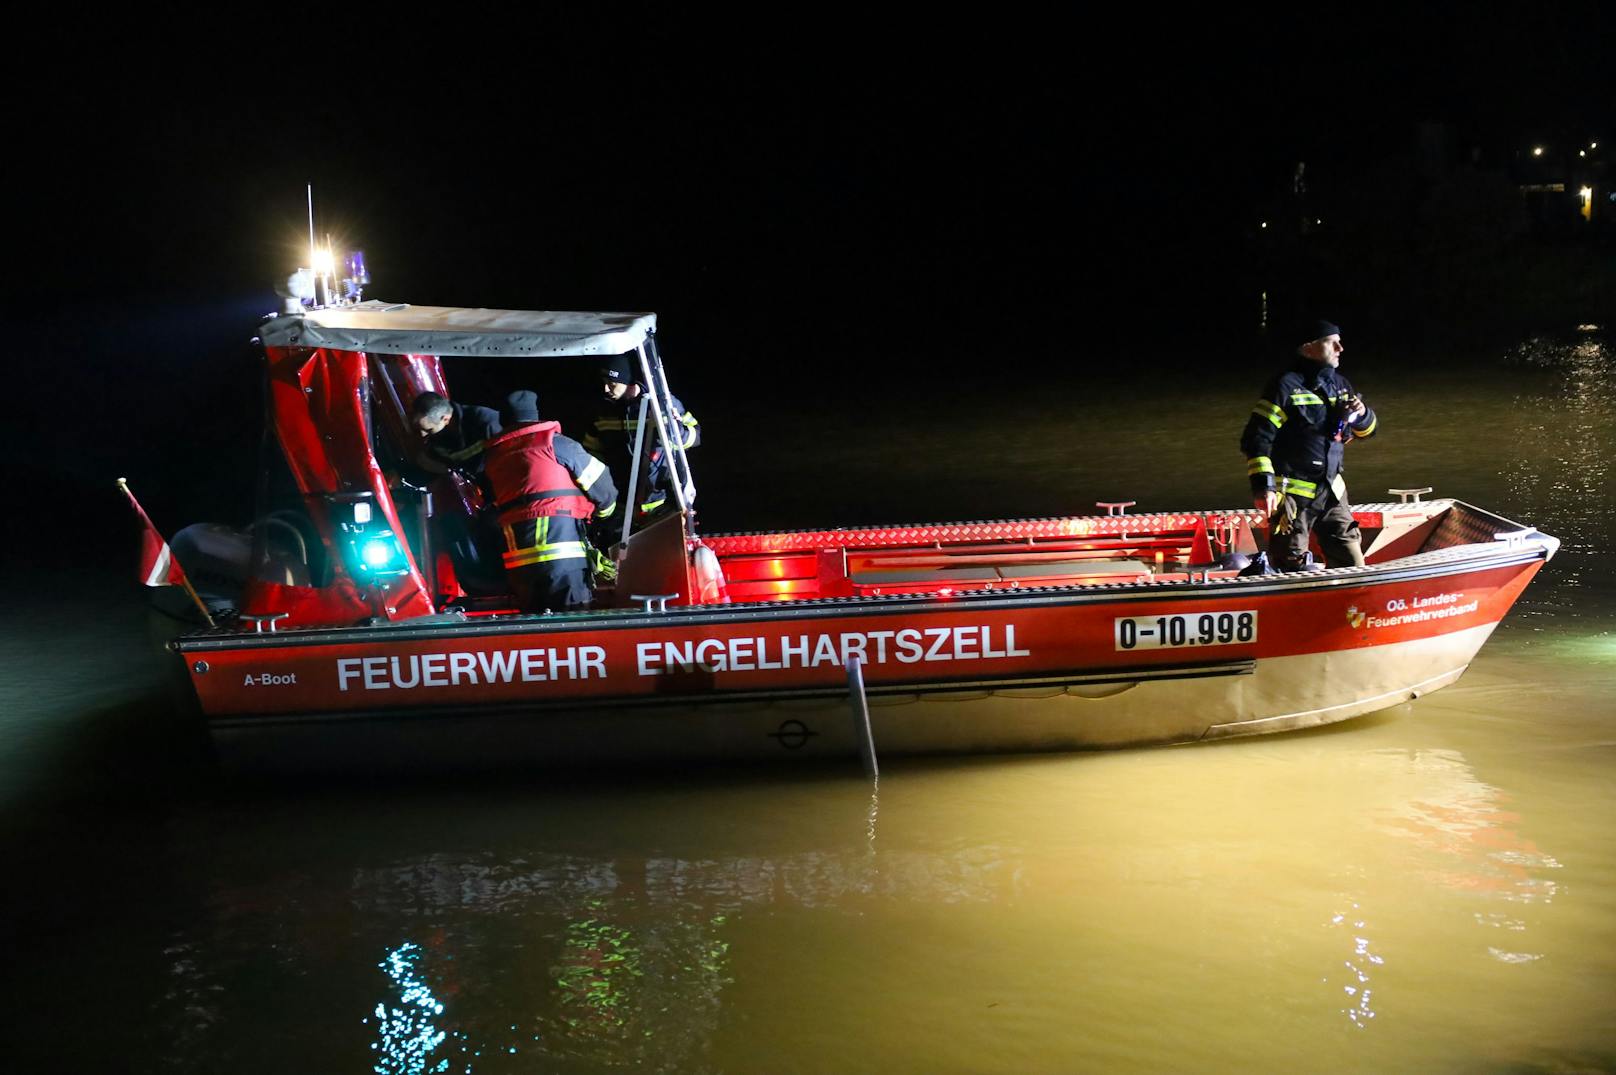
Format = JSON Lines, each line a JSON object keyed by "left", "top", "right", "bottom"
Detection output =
{"left": 410, "top": 391, "right": 502, "bottom": 477}
{"left": 483, "top": 390, "right": 618, "bottom": 612}
{"left": 582, "top": 355, "right": 700, "bottom": 520}
{"left": 1240, "top": 320, "right": 1378, "bottom": 571}
{"left": 407, "top": 391, "right": 505, "bottom": 591}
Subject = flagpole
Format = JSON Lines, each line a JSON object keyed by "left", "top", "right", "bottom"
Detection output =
{"left": 116, "top": 478, "right": 217, "bottom": 628}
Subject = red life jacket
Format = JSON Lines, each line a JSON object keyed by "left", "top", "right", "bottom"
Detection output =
{"left": 483, "top": 422, "right": 595, "bottom": 525}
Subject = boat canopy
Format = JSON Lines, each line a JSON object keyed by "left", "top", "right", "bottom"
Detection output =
{"left": 258, "top": 301, "right": 658, "bottom": 359}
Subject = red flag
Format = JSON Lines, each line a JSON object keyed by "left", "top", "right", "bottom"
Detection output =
{"left": 118, "top": 478, "right": 190, "bottom": 588}
{"left": 138, "top": 525, "right": 188, "bottom": 587}
{"left": 118, "top": 478, "right": 214, "bottom": 627}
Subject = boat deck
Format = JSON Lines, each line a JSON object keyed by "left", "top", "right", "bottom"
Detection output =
{"left": 692, "top": 501, "right": 1473, "bottom": 603}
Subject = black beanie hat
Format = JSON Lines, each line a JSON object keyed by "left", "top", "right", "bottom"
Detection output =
{"left": 501, "top": 389, "right": 541, "bottom": 425}
{"left": 1302, "top": 319, "right": 1342, "bottom": 344}
{"left": 600, "top": 356, "right": 636, "bottom": 384}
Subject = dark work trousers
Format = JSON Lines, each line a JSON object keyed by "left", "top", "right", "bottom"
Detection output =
{"left": 437, "top": 509, "right": 506, "bottom": 594}
{"left": 508, "top": 561, "right": 593, "bottom": 613}
{"left": 1269, "top": 494, "right": 1364, "bottom": 571}
{"left": 501, "top": 515, "right": 595, "bottom": 612}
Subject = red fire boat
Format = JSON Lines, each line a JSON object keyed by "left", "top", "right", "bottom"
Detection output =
{"left": 160, "top": 290, "right": 1559, "bottom": 772}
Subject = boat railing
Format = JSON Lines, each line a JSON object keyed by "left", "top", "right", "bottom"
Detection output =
{"left": 710, "top": 513, "right": 1243, "bottom": 602}
{"left": 700, "top": 498, "right": 1552, "bottom": 606}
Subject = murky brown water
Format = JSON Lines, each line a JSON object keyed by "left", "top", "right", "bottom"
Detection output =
{"left": 2, "top": 329, "right": 1612, "bottom": 1072}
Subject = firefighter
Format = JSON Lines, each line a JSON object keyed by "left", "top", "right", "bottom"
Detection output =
{"left": 410, "top": 391, "right": 501, "bottom": 476}
{"left": 406, "top": 391, "right": 504, "bottom": 593}
{"left": 1240, "top": 319, "right": 1378, "bottom": 571}
{"left": 581, "top": 355, "right": 700, "bottom": 520}
{"left": 483, "top": 390, "right": 618, "bottom": 612}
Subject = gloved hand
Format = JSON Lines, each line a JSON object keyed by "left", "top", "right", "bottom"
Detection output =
{"left": 1271, "top": 495, "right": 1300, "bottom": 535}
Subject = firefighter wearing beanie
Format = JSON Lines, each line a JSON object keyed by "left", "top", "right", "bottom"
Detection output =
{"left": 483, "top": 390, "right": 618, "bottom": 611}
{"left": 583, "top": 355, "right": 701, "bottom": 522}
{"left": 1240, "top": 320, "right": 1378, "bottom": 571}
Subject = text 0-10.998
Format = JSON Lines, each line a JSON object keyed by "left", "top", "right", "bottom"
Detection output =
{"left": 1114, "top": 611, "right": 1257, "bottom": 651}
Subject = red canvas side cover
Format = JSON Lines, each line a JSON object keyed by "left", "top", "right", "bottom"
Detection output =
{"left": 258, "top": 344, "right": 434, "bottom": 625}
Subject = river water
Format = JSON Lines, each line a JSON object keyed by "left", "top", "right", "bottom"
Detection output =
{"left": 2, "top": 328, "right": 1613, "bottom": 1073}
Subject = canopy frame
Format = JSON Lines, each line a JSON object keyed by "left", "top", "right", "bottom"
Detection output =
{"left": 257, "top": 301, "right": 658, "bottom": 359}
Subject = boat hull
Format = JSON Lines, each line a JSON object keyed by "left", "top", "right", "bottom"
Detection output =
{"left": 180, "top": 548, "right": 1545, "bottom": 773}
{"left": 208, "top": 624, "right": 1491, "bottom": 773}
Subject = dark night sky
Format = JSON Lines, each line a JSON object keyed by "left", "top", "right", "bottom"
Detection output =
{"left": 3, "top": 13, "right": 1609, "bottom": 553}
{"left": 17, "top": 14, "right": 1608, "bottom": 308}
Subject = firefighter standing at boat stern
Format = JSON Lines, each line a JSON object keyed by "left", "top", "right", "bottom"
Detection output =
{"left": 1240, "top": 319, "right": 1378, "bottom": 571}
{"left": 483, "top": 390, "right": 618, "bottom": 612}
{"left": 582, "top": 355, "right": 700, "bottom": 520}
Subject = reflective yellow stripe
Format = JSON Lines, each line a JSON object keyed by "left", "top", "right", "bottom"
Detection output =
{"left": 596, "top": 501, "right": 617, "bottom": 519}
{"left": 600, "top": 411, "right": 692, "bottom": 444}
{"left": 640, "top": 492, "right": 667, "bottom": 513}
{"left": 1353, "top": 415, "right": 1376, "bottom": 437}
{"left": 1247, "top": 456, "right": 1274, "bottom": 476}
{"left": 500, "top": 518, "right": 592, "bottom": 567}
{"left": 1252, "top": 400, "right": 1285, "bottom": 428}
{"left": 443, "top": 439, "right": 486, "bottom": 461}
{"left": 596, "top": 416, "right": 676, "bottom": 435}
{"left": 577, "top": 457, "right": 606, "bottom": 490}
{"left": 1290, "top": 391, "right": 1325, "bottom": 407}
{"left": 1278, "top": 476, "right": 1318, "bottom": 497}
{"left": 502, "top": 541, "right": 588, "bottom": 568}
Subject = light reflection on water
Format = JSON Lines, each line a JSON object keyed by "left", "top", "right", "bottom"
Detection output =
{"left": 1327, "top": 900, "right": 1383, "bottom": 1029}
{"left": 367, "top": 943, "right": 451, "bottom": 1074}
{"left": 5, "top": 328, "right": 1616, "bottom": 1072}
{"left": 1497, "top": 334, "right": 1613, "bottom": 607}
